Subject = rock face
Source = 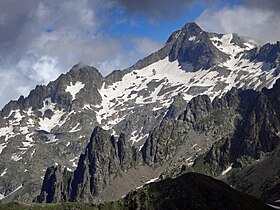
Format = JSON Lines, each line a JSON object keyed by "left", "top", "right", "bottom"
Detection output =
{"left": 193, "top": 80, "right": 280, "bottom": 176}
{"left": 36, "top": 78, "right": 280, "bottom": 204}
{"left": 36, "top": 127, "right": 138, "bottom": 202}
{"left": 1, "top": 22, "right": 280, "bottom": 203}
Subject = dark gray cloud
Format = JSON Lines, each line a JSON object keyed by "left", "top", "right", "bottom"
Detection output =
{"left": 242, "top": 0, "right": 280, "bottom": 11}
{"left": 113, "top": 0, "right": 209, "bottom": 20}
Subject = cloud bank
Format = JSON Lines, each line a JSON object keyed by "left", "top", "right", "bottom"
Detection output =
{"left": 196, "top": 0, "right": 280, "bottom": 44}
{"left": 0, "top": 0, "right": 163, "bottom": 108}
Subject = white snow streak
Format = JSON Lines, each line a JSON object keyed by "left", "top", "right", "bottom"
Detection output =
{"left": 0, "top": 168, "right": 7, "bottom": 177}
{"left": 0, "top": 185, "right": 23, "bottom": 201}
{"left": 145, "top": 177, "right": 159, "bottom": 184}
{"left": 222, "top": 164, "right": 233, "bottom": 175}
{"left": 69, "top": 123, "right": 81, "bottom": 133}
{"left": 11, "top": 153, "right": 22, "bottom": 161}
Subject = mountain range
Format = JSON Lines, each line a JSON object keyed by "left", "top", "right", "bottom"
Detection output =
{"left": 0, "top": 22, "right": 280, "bottom": 208}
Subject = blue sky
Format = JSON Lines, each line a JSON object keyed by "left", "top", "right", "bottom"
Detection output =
{"left": 0, "top": 0, "right": 280, "bottom": 108}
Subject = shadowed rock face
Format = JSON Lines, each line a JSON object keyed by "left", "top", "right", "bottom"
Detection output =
{"left": 1, "top": 173, "right": 273, "bottom": 210}
{"left": 112, "top": 172, "right": 273, "bottom": 210}
{"left": 36, "top": 127, "right": 138, "bottom": 203}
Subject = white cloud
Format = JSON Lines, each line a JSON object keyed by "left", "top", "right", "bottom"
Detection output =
{"left": 132, "top": 38, "right": 163, "bottom": 56}
{"left": 0, "top": 0, "right": 163, "bottom": 108}
{"left": 196, "top": 6, "right": 280, "bottom": 44}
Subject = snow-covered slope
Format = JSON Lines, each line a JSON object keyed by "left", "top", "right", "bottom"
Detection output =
{"left": 0, "top": 22, "right": 280, "bottom": 202}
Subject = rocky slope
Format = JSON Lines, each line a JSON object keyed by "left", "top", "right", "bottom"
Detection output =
{"left": 1, "top": 172, "right": 274, "bottom": 210}
{"left": 1, "top": 22, "right": 280, "bottom": 202}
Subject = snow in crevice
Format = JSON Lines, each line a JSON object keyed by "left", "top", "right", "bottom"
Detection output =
{"left": 0, "top": 168, "right": 7, "bottom": 177}
{"left": 267, "top": 204, "right": 280, "bottom": 209}
{"left": 11, "top": 153, "right": 22, "bottom": 161}
{"left": 0, "top": 185, "right": 23, "bottom": 201}
{"left": 21, "top": 133, "right": 34, "bottom": 148}
{"left": 69, "top": 123, "right": 81, "bottom": 133}
{"left": 145, "top": 177, "right": 159, "bottom": 184}
{"left": 222, "top": 164, "right": 233, "bottom": 175}
{"left": 66, "top": 81, "right": 85, "bottom": 100}
{"left": 30, "top": 149, "right": 36, "bottom": 157}
{"left": 0, "top": 143, "right": 7, "bottom": 154}
{"left": 82, "top": 104, "right": 93, "bottom": 110}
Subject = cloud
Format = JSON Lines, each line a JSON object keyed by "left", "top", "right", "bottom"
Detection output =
{"left": 132, "top": 38, "right": 163, "bottom": 56}
{"left": 196, "top": 2, "right": 280, "bottom": 44}
{"left": 0, "top": 0, "right": 161, "bottom": 108}
{"left": 112, "top": 0, "right": 209, "bottom": 20}
{"left": 242, "top": 0, "right": 280, "bottom": 11}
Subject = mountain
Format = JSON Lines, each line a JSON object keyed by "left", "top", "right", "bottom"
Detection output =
{"left": 0, "top": 22, "right": 280, "bottom": 203}
{"left": 34, "top": 78, "right": 280, "bottom": 205}
{"left": 0, "top": 172, "right": 274, "bottom": 210}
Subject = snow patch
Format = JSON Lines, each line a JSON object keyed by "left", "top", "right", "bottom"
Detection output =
{"left": 39, "top": 109, "right": 65, "bottom": 132}
{"left": 66, "top": 81, "right": 85, "bottom": 100}
{"left": 0, "top": 185, "right": 23, "bottom": 201}
{"left": 11, "top": 153, "right": 22, "bottom": 161}
{"left": 188, "top": 36, "right": 196, "bottom": 41}
{"left": 69, "top": 123, "right": 81, "bottom": 133}
{"left": 82, "top": 104, "right": 93, "bottom": 110}
{"left": 38, "top": 98, "right": 56, "bottom": 115}
{"left": 45, "top": 134, "right": 59, "bottom": 144}
{"left": 30, "top": 149, "right": 36, "bottom": 157}
{"left": 0, "top": 143, "right": 7, "bottom": 154}
{"left": 145, "top": 177, "right": 159, "bottom": 184}
{"left": 222, "top": 164, "right": 233, "bottom": 175}
{"left": 267, "top": 204, "right": 280, "bottom": 209}
{"left": 0, "top": 168, "right": 7, "bottom": 177}
{"left": 20, "top": 126, "right": 29, "bottom": 135}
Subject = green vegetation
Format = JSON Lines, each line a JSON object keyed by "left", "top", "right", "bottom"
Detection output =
{"left": 0, "top": 202, "right": 98, "bottom": 210}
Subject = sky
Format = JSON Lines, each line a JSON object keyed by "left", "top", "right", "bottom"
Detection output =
{"left": 0, "top": 0, "right": 280, "bottom": 108}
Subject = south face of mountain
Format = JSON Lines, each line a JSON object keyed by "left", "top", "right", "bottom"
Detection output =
{"left": 0, "top": 22, "right": 280, "bottom": 202}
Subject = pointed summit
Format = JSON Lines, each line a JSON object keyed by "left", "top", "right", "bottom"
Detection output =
{"left": 166, "top": 22, "right": 203, "bottom": 43}
{"left": 182, "top": 22, "right": 203, "bottom": 35}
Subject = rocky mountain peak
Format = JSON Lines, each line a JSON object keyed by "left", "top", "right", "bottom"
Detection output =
{"left": 182, "top": 22, "right": 203, "bottom": 34}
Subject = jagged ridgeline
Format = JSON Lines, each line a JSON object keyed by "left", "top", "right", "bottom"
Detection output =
{"left": 0, "top": 22, "right": 280, "bottom": 207}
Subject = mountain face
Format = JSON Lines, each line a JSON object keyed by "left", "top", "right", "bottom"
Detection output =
{"left": 1, "top": 22, "right": 280, "bottom": 204}
{"left": 35, "top": 78, "right": 280, "bottom": 204}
